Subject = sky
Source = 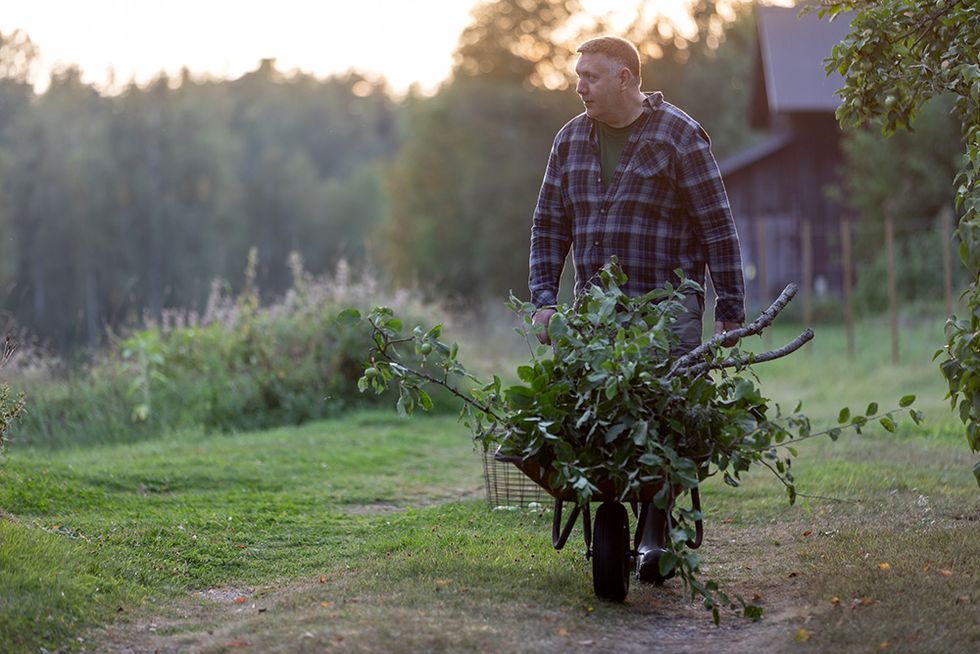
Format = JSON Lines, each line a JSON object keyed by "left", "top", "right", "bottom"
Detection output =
{"left": 0, "top": 0, "right": 708, "bottom": 95}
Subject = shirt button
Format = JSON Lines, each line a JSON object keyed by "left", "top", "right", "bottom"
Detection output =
{"left": 594, "top": 240, "right": 600, "bottom": 246}
{"left": 599, "top": 208, "right": 605, "bottom": 214}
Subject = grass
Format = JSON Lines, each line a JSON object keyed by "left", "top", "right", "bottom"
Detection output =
{"left": 1, "top": 318, "right": 978, "bottom": 653}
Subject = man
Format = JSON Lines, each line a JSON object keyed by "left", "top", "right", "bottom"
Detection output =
{"left": 527, "top": 36, "right": 745, "bottom": 582}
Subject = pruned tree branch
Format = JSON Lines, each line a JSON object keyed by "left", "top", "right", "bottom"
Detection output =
{"left": 669, "top": 283, "right": 801, "bottom": 376}
{"left": 676, "top": 328, "right": 815, "bottom": 378}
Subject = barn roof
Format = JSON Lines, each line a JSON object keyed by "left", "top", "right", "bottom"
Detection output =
{"left": 718, "top": 132, "right": 793, "bottom": 177}
{"left": 750, "top": 4, "right": 853, "bottom": 128}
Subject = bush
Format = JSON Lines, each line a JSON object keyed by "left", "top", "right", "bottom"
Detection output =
{"left": 6, "top": 255, "right": 456, "bottom": 449}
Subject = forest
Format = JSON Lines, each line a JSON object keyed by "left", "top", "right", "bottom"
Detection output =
{"left": 0, "top": 0, "right": 963, "bottom": 353}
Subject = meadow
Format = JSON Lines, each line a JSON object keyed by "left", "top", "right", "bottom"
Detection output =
{"left": 1, "top": 314, "right": 977, "bottom": 653}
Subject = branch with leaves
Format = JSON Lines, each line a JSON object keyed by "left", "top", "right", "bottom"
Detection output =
{"left": 815, "top": 0, "right": 979, "bottom": 484}
{"left": 337, "top": 258, "right": 919, "bottom": 623}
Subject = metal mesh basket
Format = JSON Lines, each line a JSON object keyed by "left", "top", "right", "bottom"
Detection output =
{"left": 482, "top": 447, "right": 549, "bottom": 510}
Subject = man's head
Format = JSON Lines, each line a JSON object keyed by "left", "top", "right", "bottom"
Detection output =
{"left": 574, "top": 36, "right": 642, "bottom": 125}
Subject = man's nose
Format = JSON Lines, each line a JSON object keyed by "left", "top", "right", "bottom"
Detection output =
{"left": 576, "top": 80, "right": 587, "bottom": 95}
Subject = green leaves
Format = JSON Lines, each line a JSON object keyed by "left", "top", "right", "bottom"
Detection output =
{"left": 819, "top": 0, "right": 979, "bottom": 485}
{"left": 347, "top": 257, "right": 934, "bottom": 622}
{"left": 335, "top": 308, "right": 362, "bottom": 326}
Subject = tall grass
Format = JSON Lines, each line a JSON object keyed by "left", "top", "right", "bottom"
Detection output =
{"left": 4, "top": 253, "right": 458, "bottom": 450}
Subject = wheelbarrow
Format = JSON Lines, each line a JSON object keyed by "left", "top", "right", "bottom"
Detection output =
{"left": 494, "top": 450, "right": 703, "bottom": 602}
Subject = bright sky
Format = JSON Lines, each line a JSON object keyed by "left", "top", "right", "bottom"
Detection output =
{"left": 1, "top": 0, "right": 718, "bottom": 95}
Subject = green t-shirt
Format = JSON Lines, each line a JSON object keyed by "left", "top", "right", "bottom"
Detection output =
{"left": 597, "top": 115, "right": 642, "bottom": 190}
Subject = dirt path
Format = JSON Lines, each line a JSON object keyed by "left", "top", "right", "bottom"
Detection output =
{"left": 87, "top": 521, "right": 813, "bottom": 654}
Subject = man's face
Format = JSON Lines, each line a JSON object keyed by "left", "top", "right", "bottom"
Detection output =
{"left": 574, "top": 52, "right": 625, "bottom": 122}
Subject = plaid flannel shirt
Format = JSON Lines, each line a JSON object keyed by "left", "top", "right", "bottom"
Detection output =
{"left": 529, "top": 92, "right": 745, "bottom": 323}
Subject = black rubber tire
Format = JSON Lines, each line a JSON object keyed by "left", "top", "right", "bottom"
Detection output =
{"left": 592, "top": 501, "right": 630, "bottom": 602}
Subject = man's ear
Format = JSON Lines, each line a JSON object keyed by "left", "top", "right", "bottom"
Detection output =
{"left": 619, "top": 67, "right": 631, "bottom": 90}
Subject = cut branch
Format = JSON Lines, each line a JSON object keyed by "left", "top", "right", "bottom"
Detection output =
{"left": 676, "top": 329, "right": 815, "bottom": 377}
{"left": 669, "top": 283, "right": 800, "bottom": 376}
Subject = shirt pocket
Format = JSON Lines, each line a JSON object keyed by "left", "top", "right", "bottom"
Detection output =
{"left": 630, "top": 140, "right": 673, "bottom": 178}
{"left": 627, "top": 141, "right": 679, "bottom": 209}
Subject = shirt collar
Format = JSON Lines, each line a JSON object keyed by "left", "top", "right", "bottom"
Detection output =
{"left": 642, "top": 91, "right": 664, "bottom": 110}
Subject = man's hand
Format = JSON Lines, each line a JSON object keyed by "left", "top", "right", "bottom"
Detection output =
{"left": 714, "top": 320, "right": 741, "bottom": 348}
{"left": 532, "top": 308, "right": 557, "bottom": 345}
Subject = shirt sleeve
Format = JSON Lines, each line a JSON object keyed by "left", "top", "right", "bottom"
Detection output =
{"left": 677, "top": 126, "right": 746, "bottom": 324}
{"left": 528, "top": 134, "right": 572, "bottom": 308}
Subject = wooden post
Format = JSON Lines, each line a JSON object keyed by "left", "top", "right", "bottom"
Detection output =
{"left": 941, "top": 206, "right": 954, "bottom": 317}
{"left": 802, "top": 217, "right": 813, "bottom": 329}
{"left": 885, "top": 210, "right": 899, "bottom": 363}
{"left": 840, "top": 215, "right": 855, "bottom": 358}
{"left": 755, "top": 216, "right": 769, "bottom": 344}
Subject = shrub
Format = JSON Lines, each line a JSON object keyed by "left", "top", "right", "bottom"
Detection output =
{"left": 6, "top": 255, "right": 455, "bottom": 449}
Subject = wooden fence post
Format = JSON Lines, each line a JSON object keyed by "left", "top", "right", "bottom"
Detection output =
{"left": 840, "top": 215, "right": 855, "bottom": 358}
{"left": 755, "top": 216, "right": 769, "bottom": 344}
{"left": 802, "top": 217, "right": 813, "bottom": 330}
{"left": 885, "top": 209, "right": 899, "bottom": 364}
{"left": 941, "top": 206, "right": 954, "bottom": 317}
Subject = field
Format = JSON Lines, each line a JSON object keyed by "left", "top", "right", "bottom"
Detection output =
{"left": 1, "top": 318, "right": 978, "bottom": 653}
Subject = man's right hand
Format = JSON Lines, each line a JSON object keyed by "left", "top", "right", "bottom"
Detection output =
{"left": 532, "top": 308, "right": 557, "bottom": 345}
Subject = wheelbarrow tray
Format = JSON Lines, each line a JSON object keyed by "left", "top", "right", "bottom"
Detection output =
{"left": 493, "top": 450, "right": 671, "bottom": 503}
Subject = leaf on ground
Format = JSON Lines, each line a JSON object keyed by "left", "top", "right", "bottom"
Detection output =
{"left": 558, "top": 628, "right": 569, "bottom": 637}
{"left": 940, "top": 569, "right": 953, "bottom": 577}
{"left": 224, "top": 640, "right": 250, "bottom": 648}
{"left": 794, "top": 628, "right": 810, "bottom": 642}
{"left": 233, "top": 597, "right": 248, "bottom": 604}
{"left": 831, "top": 596, "right": 840, "bottom": 606}
{"left": 879, "top": 641, "right": 890, "bottom": 649}
{"left": 878, "top": 562, "right": 891, "bottom": 570}
{"left": 320, "top": 601, "right": 334, "bottom": 608}
{"left": 319, "top": 575, "right": 326, "bottom": 583}
{"left": 802, "top": 530, "right": 812, "bottom": 537}
{"left": 956, "top": 595, "right": 971, "bottom": 604}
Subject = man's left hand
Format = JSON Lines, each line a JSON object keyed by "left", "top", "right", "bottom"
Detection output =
{"left": 714, "top": 321, "right": 741, "bottom": 348}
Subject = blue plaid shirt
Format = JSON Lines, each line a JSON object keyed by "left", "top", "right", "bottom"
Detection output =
{"left": 529, "top": 92, "right": 745, "bottom": 323}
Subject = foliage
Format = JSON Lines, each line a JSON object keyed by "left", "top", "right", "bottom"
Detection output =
{"left": 0, "top": 337, "right": 27, "bottom": 452}
{"left": 6, "top": 259, "right": 448, "bottom": 449}
{"left": 380, "top": 77, "right": 578, "bottom": 302}
{"left": 852, "top": 219, "right": 969, "bottom": 313}
{"left": 0, "top": 41, "right": 398, "bottom": 351}
{"left": 453, "top": 0, "right": 583, "bottom": 89}
{"left": 343, "top": 259, "right": 916, "bottom": 621}
{"left": 834, "top": 95, "right": 962, "bottom": 256}
{"left": 817, "top": 0, "right": 979, "bottom": 482}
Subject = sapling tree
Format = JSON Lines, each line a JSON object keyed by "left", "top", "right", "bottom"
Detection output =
{"left": 338, "top": 258, "right": 917, "bottom": 622}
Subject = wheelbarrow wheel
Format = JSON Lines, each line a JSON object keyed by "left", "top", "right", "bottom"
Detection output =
{"left": 592, "top": 501, "right": 630, "bottom": 602}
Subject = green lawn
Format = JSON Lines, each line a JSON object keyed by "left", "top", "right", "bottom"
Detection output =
{"left": 1, "top": 318, "right": 978, "bottom": 653}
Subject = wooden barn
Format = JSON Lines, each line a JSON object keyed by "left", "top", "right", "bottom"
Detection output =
{"left": 719, "top": 5, "right": 854, "bottom": 309}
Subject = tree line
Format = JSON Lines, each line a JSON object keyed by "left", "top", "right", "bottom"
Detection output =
{"left": 0, "top": 0, "right": 962, "bottom": 352}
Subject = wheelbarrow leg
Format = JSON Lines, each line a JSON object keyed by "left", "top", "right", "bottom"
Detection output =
{"left": 636, "top": 501, "right": 674, "bottom": 584}
{"left": 635, "top": 488, "right": 704, "bottom": 583}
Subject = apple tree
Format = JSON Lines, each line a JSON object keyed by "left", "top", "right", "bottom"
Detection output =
{"left": 816, "top": 0, "right": 979, "bottom": 483}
